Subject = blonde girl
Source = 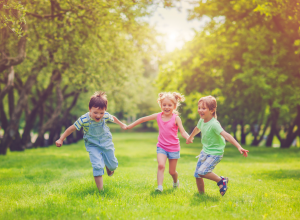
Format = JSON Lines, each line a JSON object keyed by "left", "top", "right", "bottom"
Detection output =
{"left": 127, "top": 92, "right": 190, "bottom": 192}
{"left": 186, "top": 95, "right": 249, "bottom": 196}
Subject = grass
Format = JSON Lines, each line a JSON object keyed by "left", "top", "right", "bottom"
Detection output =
{"left": 0, "top": 132, "right": 300, "bottom": 220}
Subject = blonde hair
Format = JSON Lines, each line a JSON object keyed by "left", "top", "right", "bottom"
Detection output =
{"left": 157, "top": 92, "right": 185, "bottom": 115}
{"left": 198, "top": 95, "right": 217, "bottom": 119}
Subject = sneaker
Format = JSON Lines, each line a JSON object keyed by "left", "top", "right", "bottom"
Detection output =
{"left": 155, "top": 187, "right": 163, "bottom": 192}
{"left": 173, "top": 180, "right": 180, "bottom": 188}
{"left": 105, "top": 166, "right": 114, "bottom": 177}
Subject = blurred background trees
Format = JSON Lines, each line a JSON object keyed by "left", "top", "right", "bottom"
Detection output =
{"left": 158, "top": 0, "right": 300, "bottom": 149}
{"left": 0, "top": 0, "right": 299, "bottom": 155}
{"left": 0, "top": 0, "right": 163, "bottom": 154}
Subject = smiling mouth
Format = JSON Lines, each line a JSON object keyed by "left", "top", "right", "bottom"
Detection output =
{"left": 95, "top": 118, "right": 101, "bottom": 120}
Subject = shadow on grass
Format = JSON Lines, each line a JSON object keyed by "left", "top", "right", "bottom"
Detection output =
{"left": 67, "top": 183, "right": 121, "bottom": 199}
{"left": 149, "top": 188, "right": 177, "bottom": 197}
{"left": 189, "top": 192, "right": 220, "bottom": 206}
{"left": 256, "top": 169, "right": 300, "bottom": 180}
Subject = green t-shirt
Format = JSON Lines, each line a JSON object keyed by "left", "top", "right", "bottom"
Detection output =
{"left": 197, "top": 117, "right": 226, "bottom": 155}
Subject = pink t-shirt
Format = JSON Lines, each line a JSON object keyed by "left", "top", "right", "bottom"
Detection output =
{"left": 156, "top": 112, "right": 180, "bottom": 152}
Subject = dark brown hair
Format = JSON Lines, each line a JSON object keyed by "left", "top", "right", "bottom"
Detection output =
{"left": 89, "top": 91, "right": 108, "bottom": 110}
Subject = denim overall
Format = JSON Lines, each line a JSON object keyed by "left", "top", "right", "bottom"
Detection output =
{"left": 83, "top": 113, "right": 118, "bottom": 176}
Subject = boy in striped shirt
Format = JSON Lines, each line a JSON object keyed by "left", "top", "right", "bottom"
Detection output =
{"left": 56, "top": 91, "right": 127, "bottom": 191}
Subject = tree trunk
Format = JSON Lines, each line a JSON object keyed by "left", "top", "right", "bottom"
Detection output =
{"left": 21, "top": 70, "right": 59, "bottom": 147}
{"left": 240, "top": 121, "right": 247, "bottom": 145}
{"left": 232, "top": 121, "right": 238, "bottom": 141}
{"left": 265, "top": 108, "right": 279, "bottom": 147}
{"left": 34, "top": 74, "right": 63, "bottom": 147}
{"left": 251, "top": 117, "right": 271, "bottom": 146}
{"left": 278, "top": 105, "right": 300, "bottom": 148}
{"left": 265, "top": 126, "right": 275, "bottom": 147}
{"left": 0, "top": 58, "right": 46, "bottom": 155}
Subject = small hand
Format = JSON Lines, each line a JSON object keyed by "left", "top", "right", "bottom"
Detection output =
{"left": 121, "top": 124, "right": 127, "bottom": 130}
{"left": 186, "top": 137, "right": 193, "bottom": 144}
{"left": 56, "top": 139, "right": 63, "bottom": 147}
{"left": 239, "top": 147, "right": 249, "bottom": 157}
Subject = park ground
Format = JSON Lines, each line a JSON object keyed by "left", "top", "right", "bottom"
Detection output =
{"left": 0, "top": 132, "right": 300, "bottom": 220}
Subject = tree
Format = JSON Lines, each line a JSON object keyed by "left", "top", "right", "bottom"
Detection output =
{"left": 157, "top": 0, "right": 300, "bottom": 148}
{"left": 0, "top": 0, "right": 172, "bottom": 155}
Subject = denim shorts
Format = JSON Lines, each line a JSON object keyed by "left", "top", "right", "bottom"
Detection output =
{"left": 157, "top": 147, "right": 180, "bottom": 159}
{"left": 194, "top": 150, "right": 223, "bottom": 178}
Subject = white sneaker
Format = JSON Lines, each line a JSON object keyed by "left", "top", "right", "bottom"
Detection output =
{"left": 155, "top": 186, "right": 163, "bottom": 192}
{"left": 173, "top": 180, "right": 179, "bottom": 188}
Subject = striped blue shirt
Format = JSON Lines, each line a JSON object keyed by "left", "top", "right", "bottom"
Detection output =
{"left": 74, "top": 112, "right": 114, "bottom": 133}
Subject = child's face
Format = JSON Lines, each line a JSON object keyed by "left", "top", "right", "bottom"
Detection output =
{"left": 198, "top": 102, "right": 214, "bottom": 122}
{"left": 161, "top": 98, "right": 176, "bottom": 116}
{"left": 89, "top": 107, "right": 106, "bottom": 122}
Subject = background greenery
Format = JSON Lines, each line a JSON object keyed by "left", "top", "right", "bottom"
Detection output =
{"left": 1, "top": 132, "right": 300, "bottom": 219}
{"left": 1, "top": 0, "right": 299, "bottom": 155}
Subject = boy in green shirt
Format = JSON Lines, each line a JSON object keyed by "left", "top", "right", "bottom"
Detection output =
{"left": 187, "top": 96, "right": 249, "bottom": 196}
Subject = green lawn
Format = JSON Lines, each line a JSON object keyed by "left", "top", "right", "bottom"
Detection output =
{"left": 1, "top": 132, "right": 299, "bottom": 220}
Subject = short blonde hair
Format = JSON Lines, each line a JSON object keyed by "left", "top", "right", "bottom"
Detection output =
{"left": 198, "top": 95, "right": 217, "bottom": 119}
{"left": 157, "top": 92, "right": 185, "bottom": 115}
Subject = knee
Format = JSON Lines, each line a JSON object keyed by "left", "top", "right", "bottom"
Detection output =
{"left": 158, "top": 164, "right": 165, "bottom": 171}
{"left": 197, "top": 168, "right": 208, "bottom": 176}
{"left": 92, "top": 163, "right": 102, "bottom": 170}
{"left": 107, "top": 162, "right": 118, "bottom": 171}
{"left": 169, "top": 170, "right": 177, "bottom": 176}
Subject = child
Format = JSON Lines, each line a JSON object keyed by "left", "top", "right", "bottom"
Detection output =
{"left": 56, "top": 91, "right": 127, "bottom": 191}
{"left": 186, "top": 95, "right": 249, "bottom": 196}
{"left": 127, "top": 92, "right": 190, "bottom": 192}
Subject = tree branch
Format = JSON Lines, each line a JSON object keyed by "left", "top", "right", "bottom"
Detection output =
{"left": 0, "top": 24, "right": 27, "bottom": 73}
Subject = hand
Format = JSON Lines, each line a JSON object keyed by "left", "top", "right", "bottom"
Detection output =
{"left": 186, "top": 137, "right": 193, "bottom": 144}
{"left": 238, "top": 147, "right": 249, "bottom": 157}
{"left": 121, "top": 124, "right": 127, "bottom": 130}
{"left": 56, "top": 139, "right": 63, "bottom": 147}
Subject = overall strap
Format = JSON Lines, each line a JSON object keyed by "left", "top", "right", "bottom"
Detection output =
{"left": 86, "top": 112, "right": 91, "bottom": 123}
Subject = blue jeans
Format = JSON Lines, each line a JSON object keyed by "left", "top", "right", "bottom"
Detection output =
{"left": 86, "top": 145, "right": 118, "bottom": 176}
{"left": 157, "top": 147, "right": 180, "bottom": 159}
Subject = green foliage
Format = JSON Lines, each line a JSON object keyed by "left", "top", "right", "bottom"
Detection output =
{"left": 157, "top": 0, "right": 300, "bottom": 144}
{"left": 0, "top": 0, "right": 26, "bottom": 37}
{"left": 0, "top": 132, "right": 300, "bottom": 219}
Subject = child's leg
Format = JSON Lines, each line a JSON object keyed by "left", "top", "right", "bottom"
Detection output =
{"left": 94, "top": 176, "right": 103, "bottom": 191}
{"left": 199, "top": 172, "right": 221, "bottom": 183}
{"left": 197, "top": 153, "right": 227, "bottom": 195}
{"left": 196, "top": 177, "right": 205, "bottom": 194}
{"left": 168, "top": 159, "right": 178, "bottom": 183}
{"left": 102, "top": 146, "right": 118, "bottom": 175}
{"left": 157, "top": 153, "right": 168, "bottom": 186}
{"left": 86, "top": 146, "right": 105, "bottom": 190}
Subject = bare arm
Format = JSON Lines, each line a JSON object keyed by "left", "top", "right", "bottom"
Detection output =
{"left": 112, "top": 116, "right": 127, "bottom": 130}
{"left": 56, "top": 125, "right": 77, "bottom": 147}
{"left": 127, "top": 113, "right": 158, "bottom": 129}
{"left": 186, "top": 126, "right": 201, "bottom": 144}
{"left": 175, "top": 116, "right": 189, "bottom": 140}
{"left": 220, "top": 130, "right": 249, "bottom": 157}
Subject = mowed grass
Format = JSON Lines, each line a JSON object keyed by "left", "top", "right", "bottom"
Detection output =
{"left": 0, "top": 133, "right": 300, "bottom": 220}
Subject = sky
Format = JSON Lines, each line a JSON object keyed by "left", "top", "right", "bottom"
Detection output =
{"left": 147, "top": 1, "right": 209, "bottom": 52}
